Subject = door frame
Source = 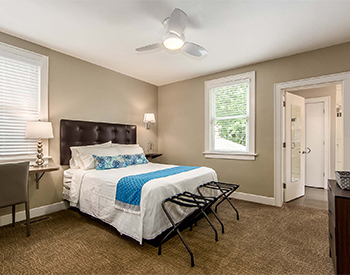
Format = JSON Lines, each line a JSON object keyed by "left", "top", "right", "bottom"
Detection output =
{"left": 274, "top": 72, "right": 350, "bottom": 207}
{"left": 305, "top": 97, "right": 331, "bottom": 190}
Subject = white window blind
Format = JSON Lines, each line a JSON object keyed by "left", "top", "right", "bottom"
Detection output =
{"left": 205, "top": 71, "right": 256, "bottom": 160}
{"left": 0, "top": 45, "right": 45, "bottom": 158}
{"left": 209, "top": 80, "right": 250, "bottom": 153}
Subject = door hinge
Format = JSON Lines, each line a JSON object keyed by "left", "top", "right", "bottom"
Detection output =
{"left": 323, "top": 109, "right": 325, "bottom": 114}
{"left": 323, "top": 172, "right": 325, "bottom": 177}
{"left": 283, "top": 182, "right": 286, "bottom": 189}
{"left": 283, "top": 101, "right": 286, "bottom": 107}
{"left": 283, "top": 142, "right": 286, "bottom": 148}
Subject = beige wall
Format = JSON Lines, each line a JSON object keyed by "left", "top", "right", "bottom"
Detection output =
{"left": 2, "top": 29, "right": 350, "bottom": 219}
{"left": 0, "top": 31, "right": 158, "bottom": 217}
{"left": 292, "top": 85, "right": 337, "bottom": 178}
{"left": 158, "top": 42, "right": 350, "bottom": 198}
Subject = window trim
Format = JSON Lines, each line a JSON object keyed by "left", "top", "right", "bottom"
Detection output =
{"left": 0, "top": 42, "right": 49, "bottom": 162}
{"left": 204, "top": 71, "right": 256, "bottom": 160}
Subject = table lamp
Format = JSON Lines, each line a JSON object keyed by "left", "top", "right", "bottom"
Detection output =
{"left": 25, "top": 121, "right": 54, "bottom": 166}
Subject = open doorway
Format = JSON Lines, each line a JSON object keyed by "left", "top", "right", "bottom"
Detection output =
{"left": 274, "top": 72, "right": 349, "bottom": 208}
{"left": 283, "top": 83, "right": 342, "bottom": 210}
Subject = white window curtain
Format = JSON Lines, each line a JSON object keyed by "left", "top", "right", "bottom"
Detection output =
{"left": 0, "top": 44, "right": 47, "bottom": 159}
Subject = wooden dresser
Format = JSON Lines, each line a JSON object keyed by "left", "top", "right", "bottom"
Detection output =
{"left": 328, "top": 179, "right": 350, "bottom": 274}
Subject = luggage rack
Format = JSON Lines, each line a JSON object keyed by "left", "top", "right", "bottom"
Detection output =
{"left": 197, "top": 181, "right": 239, "bottom": 220}
{"left": 158, "top": 181, "right": 239, "bottom": 267}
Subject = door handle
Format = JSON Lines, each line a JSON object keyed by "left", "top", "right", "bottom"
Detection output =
{"left": 299, "top": 147, "right": 311, "bottom": 154}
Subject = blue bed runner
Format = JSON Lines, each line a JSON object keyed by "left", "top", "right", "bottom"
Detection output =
{"left": 115, "top": 166, "right": 199, "bottom": 214}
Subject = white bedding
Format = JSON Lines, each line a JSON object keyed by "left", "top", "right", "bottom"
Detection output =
{"left": 63, "top": 163, "right": 217, "bottom": 244}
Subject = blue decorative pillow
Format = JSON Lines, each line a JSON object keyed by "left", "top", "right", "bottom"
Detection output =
{"left": 122, "top": 153, "right": 148, "bottom": 166}
{"left": 93, "top": 155, "right": 127, "bottom": 170}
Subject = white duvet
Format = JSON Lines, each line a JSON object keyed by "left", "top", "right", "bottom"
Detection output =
{"left": 63, "top": 163, "right": 217, "bottom": 244}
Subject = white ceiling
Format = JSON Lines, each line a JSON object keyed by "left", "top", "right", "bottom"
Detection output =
{"left": 0, "top": 0, "right": 350, "bottom": 86}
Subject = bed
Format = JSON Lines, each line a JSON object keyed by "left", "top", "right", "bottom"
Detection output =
{"left": 60, "top": 119, "right": 217, "bottom": 244}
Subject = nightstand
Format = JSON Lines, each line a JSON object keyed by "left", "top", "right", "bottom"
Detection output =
{"left": 145, "top": 153, "right": 163, "bottom": 160}
{"left": 29, "top": 159, "right": 59, "bottom": 189}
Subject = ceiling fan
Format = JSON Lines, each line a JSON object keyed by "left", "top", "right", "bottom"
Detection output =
{"left": 136, "top": 8, "right": 207, "bottom": 58}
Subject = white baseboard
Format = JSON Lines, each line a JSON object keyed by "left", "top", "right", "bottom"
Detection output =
{"left": 230, "top": 191, "right": 276, "bottom": 206}
{"left": 0, "top": 201, "right": 68, "bottom": 227}
{"left": 0, "top": 193, "right": 275, "bottom": 227}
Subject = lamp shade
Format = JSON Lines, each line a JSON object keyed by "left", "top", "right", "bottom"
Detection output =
{"left": 25, "top": 121, "right": 54, "bottom": 139}
{"left": 143, "top": 113, "right": 156, "bottom": 123}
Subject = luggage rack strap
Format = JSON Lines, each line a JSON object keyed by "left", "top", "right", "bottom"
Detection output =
{"left": 200, "top": 181, "right": 239, "bottom": 190}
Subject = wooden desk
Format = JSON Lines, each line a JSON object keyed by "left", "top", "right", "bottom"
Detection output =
{"left": 29, "top": 160, "right": 59, "bottom": 189}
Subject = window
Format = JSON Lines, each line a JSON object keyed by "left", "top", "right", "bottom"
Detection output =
{"left": 0, "top": 42, "right": 48, "bottom": 161}
{"left": 204, "top": 71, "right": 256, "bottom": 160}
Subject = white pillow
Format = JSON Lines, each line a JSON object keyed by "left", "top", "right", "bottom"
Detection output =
{"left": 69, "top": 141, "right": 112, "bottom": 168}
{"left": 76, "top": 146, "right": 120, "bottom": 170}
{"left": 111, "top": 144, "right": 144, "bottom": 155}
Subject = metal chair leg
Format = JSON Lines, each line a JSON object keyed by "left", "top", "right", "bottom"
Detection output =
{"left": 25, "top": 202, "right": 30, "bottom": 237}
{"left": 12, "top": 205, "right": 15, "bottom": 227}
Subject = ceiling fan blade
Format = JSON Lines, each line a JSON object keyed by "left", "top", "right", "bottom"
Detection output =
{"left": 136, "top": 43, "right": 162, "bottom": 52}
{"left": 168, "top": 8, "right": 187, "bottom": 36}
{"left": 182, "top": 42, "right": 207, "bottom": 57}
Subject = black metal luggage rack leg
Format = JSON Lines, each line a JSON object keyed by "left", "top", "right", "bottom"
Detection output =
{"left": 158, "top": 191, "right": 222, "bottom": 267}
{"left": 197, "top": 181, "right": 240, "bottom": 221}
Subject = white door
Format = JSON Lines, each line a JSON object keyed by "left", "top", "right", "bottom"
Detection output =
{"left": 285, "top": 93, "right": 305, "bottom": 202}
{"left": 305, "top": 101, "right": 324, "bottom": 188}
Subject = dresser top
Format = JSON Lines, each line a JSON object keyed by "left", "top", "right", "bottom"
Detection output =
{"left": 329, "top": 179, "right": 350, "bottom": 199}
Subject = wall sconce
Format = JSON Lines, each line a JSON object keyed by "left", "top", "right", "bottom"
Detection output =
{"left": 143, "top": 113, "right": 156, "bottom": 130}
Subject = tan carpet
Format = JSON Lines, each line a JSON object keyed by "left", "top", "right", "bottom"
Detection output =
{"left": 0, "top": 200, "right": 333, "bottom": 275}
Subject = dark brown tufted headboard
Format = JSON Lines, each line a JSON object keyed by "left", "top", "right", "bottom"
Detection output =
{"left": 60, "top": 119, "right": 137, "bottom": 165}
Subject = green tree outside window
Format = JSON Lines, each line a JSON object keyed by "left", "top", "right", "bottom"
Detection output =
{"left": 213, "top": 83, "right": 249, "bottom": 147}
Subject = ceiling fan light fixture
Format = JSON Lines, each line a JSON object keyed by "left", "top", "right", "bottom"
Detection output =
{"left": 136, "top": 8, "right": 207, "bottom": 57}
{"left": 163, "top": 33, "right": 184, "bottom": 50}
